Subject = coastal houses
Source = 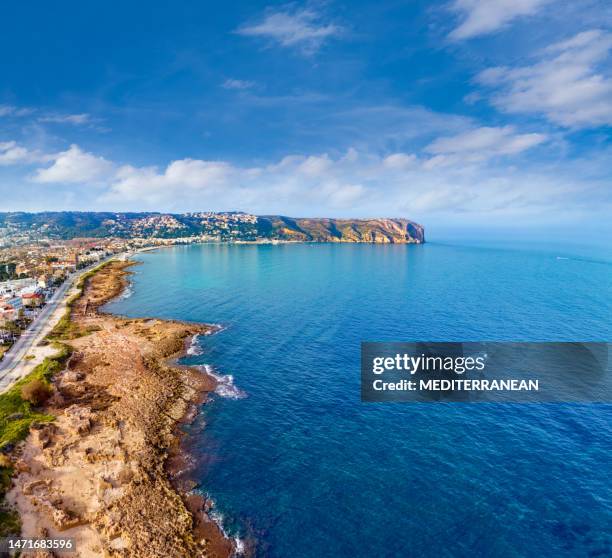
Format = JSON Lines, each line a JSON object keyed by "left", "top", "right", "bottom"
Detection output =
{"left": 21, "top": 292, "right": 44, "bottom": 308}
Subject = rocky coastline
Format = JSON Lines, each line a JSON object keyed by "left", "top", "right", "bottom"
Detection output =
{"left": 7, "top": 260, "right": 233, "bottom": 557}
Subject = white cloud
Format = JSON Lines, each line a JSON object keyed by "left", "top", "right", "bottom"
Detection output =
{"left": 0, "top": 141, "right": 46, "bottom": 166}
{"left": 450, "top": 0, "right": 550, "bottom": 40}
{"left": 108, "top": 160, "right": 233, "bottom": 203}
{"left": 15, "top": 138, "right": 607, "bottom": 223}
{"left": 33, "top": 144, "right": 112, "bottom": 183}
{"left": 426, "top": 126, "right": 547, "bottom": 162}
{"left": 237, "top": 8, "right": 341, "bottom": 53}
{"left": 104, "top": 153, "right": 366, "bottom": 209}
{"left": 222, "top": 79, "right": 256, "bottom": 90}
{"left": 297, "top": 154, "right": 333, "bottom": 176}
{"left": 383, "top": 153, "right": 417, "bottom": 169}
{"left": 476, "top": 30, "right": 612, "bottom": 127}
{"left": 102, "top": 152, "right": 374, "bottom": 209}
{"left": 318, "top": 181, "right": 366, "bottom": 207}
{"left": 92, "top": 142, "right": 603, "bottom": 222}
{"left": 39, "top": 113, "right": 92, "bottom": 125}
{"left": 0, "top": 141, "right": 32, "bottom": 166}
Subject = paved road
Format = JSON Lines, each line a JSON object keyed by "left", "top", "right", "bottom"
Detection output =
{"left": 0, "top": 257, "right": 119, "bottom": 389}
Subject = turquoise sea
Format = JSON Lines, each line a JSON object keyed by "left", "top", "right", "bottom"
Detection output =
{"left": 106, "top": 240, "right": 612, "bottom": 557}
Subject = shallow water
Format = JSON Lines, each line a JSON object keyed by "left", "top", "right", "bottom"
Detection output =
{"left": 106, "top": 241, "right": 612, "bottom": 557}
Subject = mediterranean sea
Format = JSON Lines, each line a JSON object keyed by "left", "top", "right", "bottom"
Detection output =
{"left": 105, "top": 239, "right": 612, "bottom": 557}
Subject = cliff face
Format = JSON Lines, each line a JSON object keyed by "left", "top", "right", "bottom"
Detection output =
{"left": 257, "top": 217, "right": 425, "bottom": 244}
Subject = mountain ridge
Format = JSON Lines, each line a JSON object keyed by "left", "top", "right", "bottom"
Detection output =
{"left": 0, "top": 212, "right": 425, "bottom": 244}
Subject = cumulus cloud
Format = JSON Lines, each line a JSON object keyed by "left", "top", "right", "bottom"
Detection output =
{"left": 16, "top": 136, "right": 606, "bottom": 222}
{"left": 91, "top": 142, "right": 603, "bottom": 222}
{"left": 297, "top": 154, "right": 333, "bottom": 176}
{"left": 33, "top": 144, "right": 112, "bottom": 183}
{"left": 237, "top": 8, "right": 341, "bottom": 53}
{"left": 449, "top": 0, "right": 551, "bottom": 40}
{"left": 0, "top": 141, "right": 46, "bottom": 166}
{"left": 0, "top": 141, "right": 32, "bottom": 165}
{"left": 103, "top": 152, "right": 366, "bottom": 209}
{"left": 476, "top": 29, "right": 612, "bottom": 127}
{"left": 108, "top": 159, "right": 233, "bottom": 203}
{"left": 222, "top": 79, "right": 256, "bottom": 90}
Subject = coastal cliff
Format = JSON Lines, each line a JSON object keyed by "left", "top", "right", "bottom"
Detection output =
{"left": 0, "top": 212, "right": 425, "bottom": 244}
{"left": 257, "top": 216, "right": 424, "bottom": 243}
{"left": 6, "top": 261, "right": 232, "bottom": 557}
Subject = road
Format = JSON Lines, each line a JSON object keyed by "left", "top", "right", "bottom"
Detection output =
{"left": 0, "top": 256, "right": 121, "bottom": 391}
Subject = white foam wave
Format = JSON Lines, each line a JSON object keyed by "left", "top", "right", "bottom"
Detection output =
{"left": 187, "top": 334, "right": 204, "bottom": 356}
{"left": 233, "top": 536, "right": 246, "bottom": 555}
{"left": 120, "top": 284, "right": 134, "bottom": 299}
{"left": 209, "top": 508, "right": 224, "bottom": 527}
{"left": 205, "top": 323, "right": 227, "bottom": 335}
{"left": 200, "top": 365, "right": 247, "bottom": 400}
{"left": 208, "top": 504, "right": 246, "bottom": 556}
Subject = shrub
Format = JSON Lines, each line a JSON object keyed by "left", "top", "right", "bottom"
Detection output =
{"left": 21, "top": 380, "right": 52, "bottom": 406}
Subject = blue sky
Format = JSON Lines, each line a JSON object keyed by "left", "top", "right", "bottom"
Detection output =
{"left": 1, "top": 0, "right": 611, "bottom": 230}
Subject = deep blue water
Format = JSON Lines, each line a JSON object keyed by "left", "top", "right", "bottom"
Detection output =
{"left": 106, "top": 241, "right": 612, "bottom": 557}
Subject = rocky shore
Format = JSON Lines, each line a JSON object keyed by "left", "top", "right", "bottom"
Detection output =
{"left": 7, "top": 260, "right": 234, "bottom": 557}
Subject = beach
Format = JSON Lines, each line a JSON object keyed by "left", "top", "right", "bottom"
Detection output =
{"left": 7, "top": 260, "right": 233, "bottom": 557}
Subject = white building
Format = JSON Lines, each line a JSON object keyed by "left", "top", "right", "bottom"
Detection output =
{"left": 0, "top": 278, "right": 37, "bottom": 296}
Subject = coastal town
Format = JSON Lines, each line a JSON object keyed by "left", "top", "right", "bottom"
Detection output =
{"left": 0, "top": 232, "right": 228, "bottom": 362}
{"left": 0, "top": 211, "right": 425, "bottom": 367}
{"left": 0, "top": 239, "right": 121, "bottom": 360}
{"left": 0, "top": 211, "right": 281, "bottom": 360}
